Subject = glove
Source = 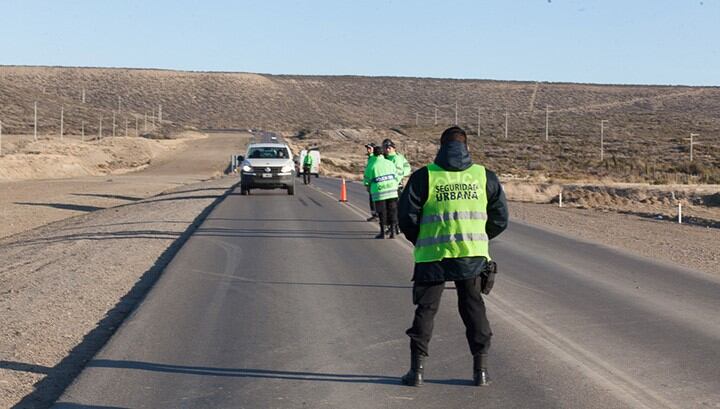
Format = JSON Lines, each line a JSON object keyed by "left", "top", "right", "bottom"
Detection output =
{"left": 480, "top": 261, "right": 497, "bottom": 295}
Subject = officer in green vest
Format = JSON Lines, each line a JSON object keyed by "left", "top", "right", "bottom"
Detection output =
{"left": 367, "top": 145, "right": 400, "bottom": 239}
{"left": 398, "top": 126, "right": 509, "bottom": 387}
{"left": 363, "top": 143, "right": 379, "bottom": 221}
{"left": 382, "top": 138, "right": 412, "bottom": 234}
{"left": 302, "top": 148, "right": 314, "bottom": 185}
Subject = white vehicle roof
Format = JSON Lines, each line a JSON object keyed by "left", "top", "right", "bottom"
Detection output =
{"left": 247, "top": 143, "right": 290, "bottom": 149}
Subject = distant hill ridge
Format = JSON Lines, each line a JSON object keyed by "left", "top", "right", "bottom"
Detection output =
{"left": 1, "top": 66, "right": 719, "bottom": 135}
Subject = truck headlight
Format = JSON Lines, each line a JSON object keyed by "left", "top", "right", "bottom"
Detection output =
{"left": 281, "top": 164, "right": 294, "bottom": 173}
{"left": 242, "top": 164, "right": 252, "bottom": 172}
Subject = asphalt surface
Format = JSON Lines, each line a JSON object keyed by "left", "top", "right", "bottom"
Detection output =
{"left": 54, "top": 177, "right": 720, "bottom": 408}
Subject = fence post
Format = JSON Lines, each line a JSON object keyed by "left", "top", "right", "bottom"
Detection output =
{"left": 678, "top": 203, "right": 682, "bottom": 224}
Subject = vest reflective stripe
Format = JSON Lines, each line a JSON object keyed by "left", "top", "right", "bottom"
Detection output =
{"left": 372, "top": 190, "right": 398, "bottom": 201}
{"left": 414, "top": 163, "right": 490, "bottom": 263}
{"left": 420, "top": 211, "right": 487, "bottom": 225}
{"left": 415, "top": 233, "right": 489, "bottom": 248}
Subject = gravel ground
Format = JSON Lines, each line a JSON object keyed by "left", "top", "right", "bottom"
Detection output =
{"left": 510, "top": 202, "right": 720, "bottom": 276}
{"left": 0, "top": 176, "right": 239, "bottom": 409}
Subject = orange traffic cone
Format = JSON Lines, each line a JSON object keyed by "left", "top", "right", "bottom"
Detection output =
{"left": 340, "top": 178, "right": 348, "bottom": 202}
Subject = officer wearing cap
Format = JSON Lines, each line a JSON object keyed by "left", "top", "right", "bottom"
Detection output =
{"left": 382, "top": 138, "right": 411, "bottom": 234}
{"left": 398, "top": 126, "right": 508, "bottom": 387}
{"left": 363, "top": 143, "right": 379, "bottom": 221}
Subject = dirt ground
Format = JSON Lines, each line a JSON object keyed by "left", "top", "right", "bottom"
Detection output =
{"left": 510, "top": 202, "right": 719, "bottom": 276}
{"left": 0, "top": 131, "right": 248, "bottom": 239}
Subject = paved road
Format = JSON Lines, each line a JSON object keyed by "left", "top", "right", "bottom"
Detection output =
{"left": 55, "top": 178, "right": 720, "bottom": 408}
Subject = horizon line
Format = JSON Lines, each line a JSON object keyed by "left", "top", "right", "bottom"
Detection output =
{"left": 2, "top": 64, "right": 718, "bottom": 89}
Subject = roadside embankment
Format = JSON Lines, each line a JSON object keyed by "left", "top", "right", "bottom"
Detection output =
{"left": 0, "top": 176, "right": 239, "bottom": 409}
{"left": 0, "top": 131, "right": 250, "bottom": 239}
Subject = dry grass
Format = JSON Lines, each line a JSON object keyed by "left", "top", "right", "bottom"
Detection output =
{"left": 1, "top": 66, "right": 718, "bottom": 183}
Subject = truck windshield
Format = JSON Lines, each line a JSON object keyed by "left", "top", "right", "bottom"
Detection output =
{"left": 247, "top": 147, "right": 289, "bottom": 159}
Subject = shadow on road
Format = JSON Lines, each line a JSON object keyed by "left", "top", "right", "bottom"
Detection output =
{"left": 53, "top": 404, "right": 128, "bottom": 409}
{"left": 195, "top": 226, "right": 375, "bottom": 240}
{"left": 86, "top": 360, "right": 400, "bottom": 385}
{"left": 208, "top": 217, "right": 366, "bottom": 223}
{"left": 193, "top": 271, "right": 412, "bottom": 290}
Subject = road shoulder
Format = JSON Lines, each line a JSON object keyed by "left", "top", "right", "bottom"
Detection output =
{"left": 0, "top": 176, "right": 238, "bottom": 409}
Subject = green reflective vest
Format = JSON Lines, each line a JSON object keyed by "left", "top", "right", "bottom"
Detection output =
{"left": 363, "top": 155, "right": 378, "bottom": 186}
{"left": 414, "top": 163, "right": 490, "bottom": 263}
{"left": 369, "top": 156, "right": 399, "bottom": 202}
{"left": 303, "top": 153, "right": 314, "bottom": 166}
{"left": 386, "top": 152, "right": 412, "bottom": 180}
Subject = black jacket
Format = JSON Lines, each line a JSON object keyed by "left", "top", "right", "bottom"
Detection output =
{"left": 398, "top": 141, "right": 509, "bottom": 282}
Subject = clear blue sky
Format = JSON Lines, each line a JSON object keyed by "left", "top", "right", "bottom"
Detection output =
{"left": 1, "top": 0, "right": 718, "bottom": 86}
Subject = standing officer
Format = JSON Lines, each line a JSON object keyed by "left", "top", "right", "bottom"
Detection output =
{"left": 367, "top": 145, "right": 399, "bottom": 239}
{"left": 364, "top": 143, "right": 379, "bottom": 221}
{"left": 398, "top": 126, "right": 508, "bottom": 387}
{"left": 302, "top": 148, "right": 314, "bottom": 185}
{"left": 382, "top": 139, "right": 411, "bottom": 234}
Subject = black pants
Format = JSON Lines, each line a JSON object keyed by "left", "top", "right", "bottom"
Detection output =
{"left": 374, "top": 198, "right": 397, "bottom": 226}
{"left": 303, "top": 166, "right": 311, "bottom": 185}
{"left": 406, "top": 277, "right": 492, "bottom": 356}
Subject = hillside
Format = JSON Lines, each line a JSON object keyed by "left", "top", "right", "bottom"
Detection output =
{"left": 1, "top": 65, "right": 718, "bottom": 182}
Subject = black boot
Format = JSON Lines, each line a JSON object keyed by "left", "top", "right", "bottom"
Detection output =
{"left": 389, "top": 225, "right": 396, "bottom": 239}
{"left": 473, "top": 354, "right": 491, "bottom": 386}
{"left": 401, "top": 350, "right": 425, "bottom": 387}
{"left": 375, "top": 223, "right": 386, "bottom": 239}
{"left": 395, "top": 224, "right": 401, "bottom": 235}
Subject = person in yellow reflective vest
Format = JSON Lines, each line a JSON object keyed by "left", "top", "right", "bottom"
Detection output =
{"left": 367, "top": 145, "right": 400, "bottom": 239}
{"left": 398, "top": 126, "right": 509, "bottom": 387}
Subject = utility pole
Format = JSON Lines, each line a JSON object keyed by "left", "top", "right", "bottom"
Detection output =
{"left": 415, "top": 112, "right": 419, "bottom": 126}
{"left": 687, "top": 133, "right": 700, "bottom": 162}
{"left": 545, "top": 105, "right": 551, "bottom": 142}
{"left": 81, "top": 120, "right": 85, "bottom": 142}
{"left": 144, "top": 112, "right": 147, "bottom": 132}
{"left": 135, "top": 116, "right": 139, "bottom": 136}
{"left": 118, "top": 96, "right": 122, "bottom": 112}
{"left": 477, "top": 107, "right": 481, "bottom": 136}
{"left": 112, "top": 111, "right": 116, "bottom": 137}
{"left": 454, "top": 101, "right": 458, "bottom": 125}
{"left": 99, "top": 117, "right": 103, "bottom": 140}
{"left": 34, "top": 101, "right": 38, "bottom": 141}
{"left": 60, "top": 106, "right": 64, "bottom": 140}
{"left": 158, "top": 104, "right": 162, "bottom": 122}
{"left": 434, "top": 106, "right": 438, "bottom": 126}
{"left": 600, "top": 119, "right": 609, "bottom": 161}
{"left": 504, "top": 111, "right": 509, "bottom": 139}
{"left": 125, "top": 119, "right": 129, "bottom": 137}
{"left": 82, "top": 88, "right": 86, "bottom": 104}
